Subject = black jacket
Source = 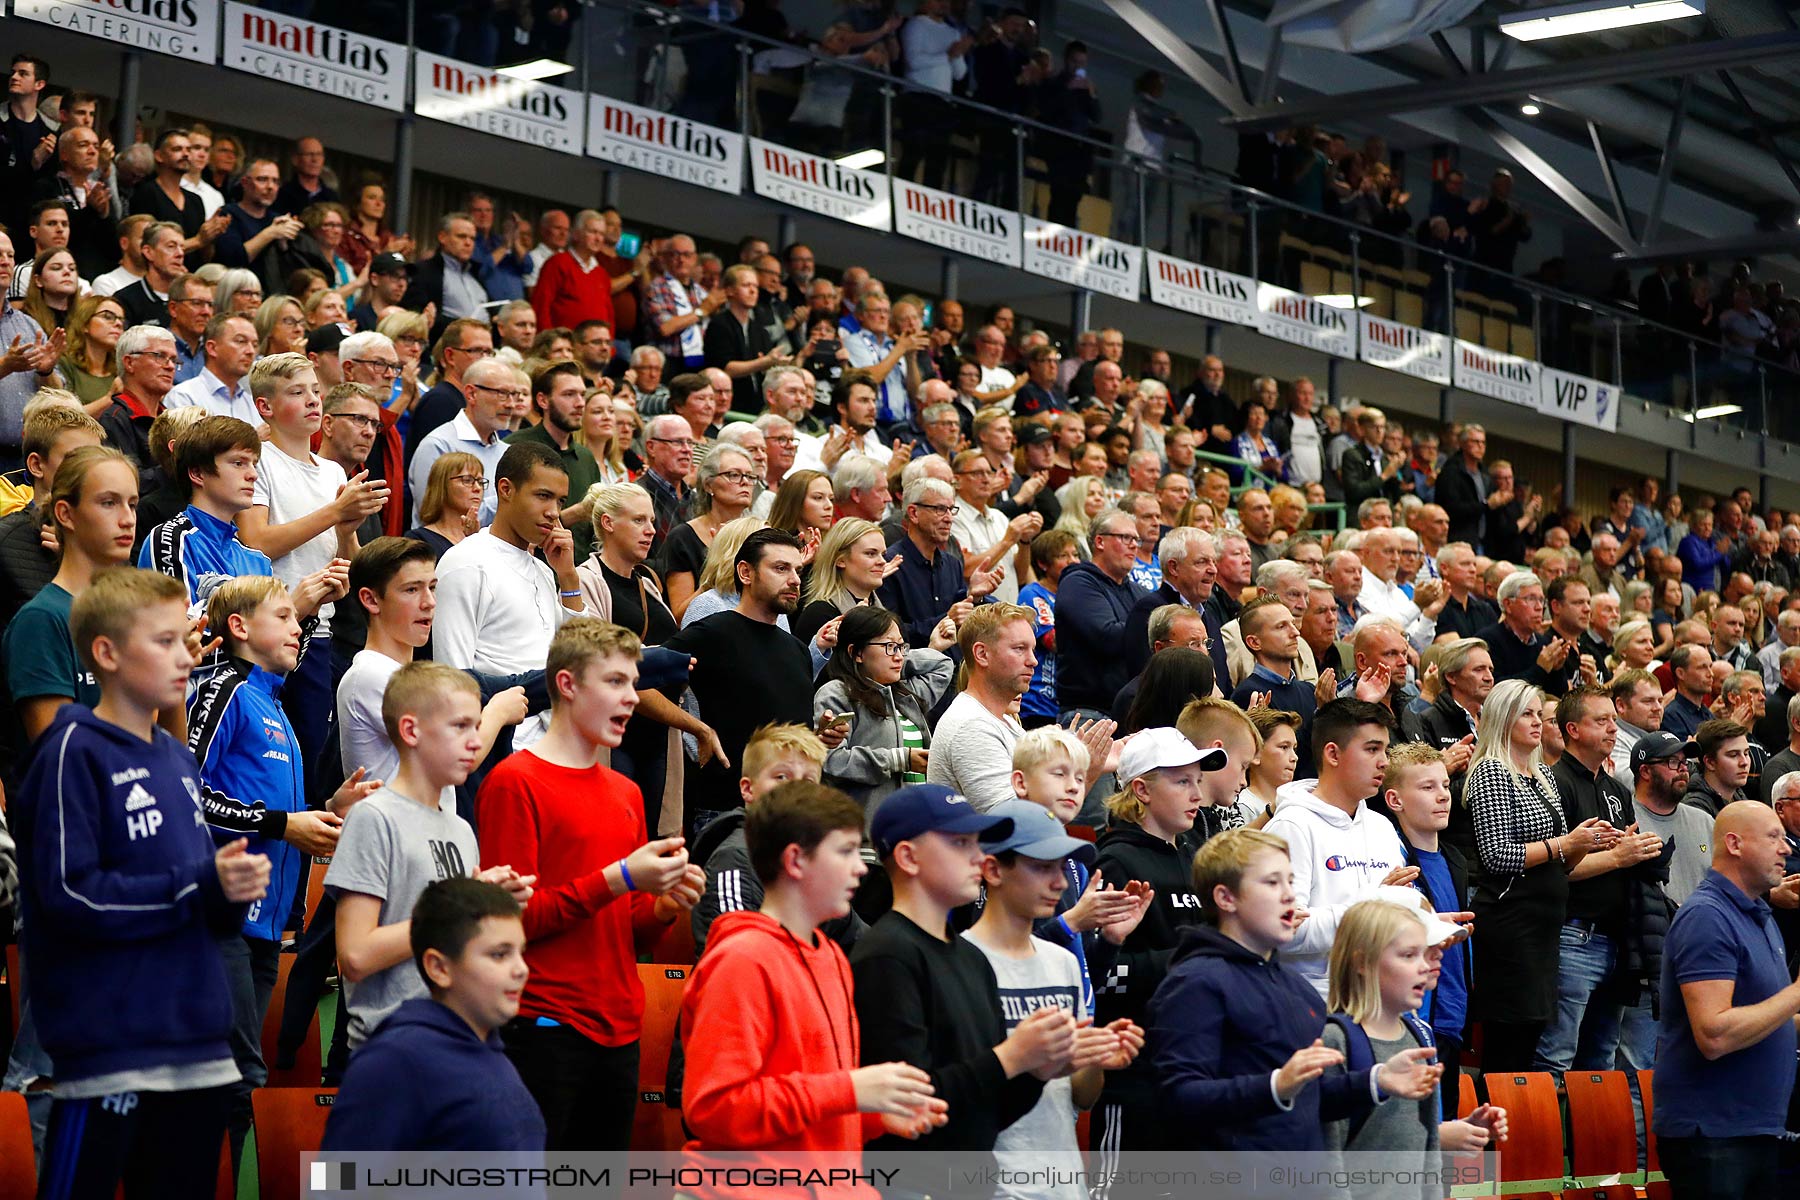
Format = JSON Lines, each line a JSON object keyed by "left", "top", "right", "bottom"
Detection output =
{"left": 1404, "top": 691, "right": 1479, "bottom": 860}
{"left": 0, "top": 504, "right": 54, "bottom": 628}
{"left": 1338, "top": 442, "right": 1401, "bottom": 512}
{"left": 1123, "top": 582, "right": 1229, "bottom": 686}
{"left": 1435, "top": 459, "right": 1488, "bottom": 549}
{"left": 95, "top": 396, "right": 164, "bottom": 496}
{"left": 403, "top": 255, "right": 488, "bottom": 345}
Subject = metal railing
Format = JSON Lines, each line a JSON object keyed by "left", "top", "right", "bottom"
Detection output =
{"left": 245, "top": 0, "right": 1800, "bottom": 452}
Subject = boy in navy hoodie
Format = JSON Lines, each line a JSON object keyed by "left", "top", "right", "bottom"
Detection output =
{"left": 1147, "top": 827, "right": 1437, "bottom": 1152}
{"left": 321, "top": 876, "right": 546, "bottom": 1151}
{"left": 13, "top": 567, "right": 272, "bottom": 1198}
{"left": 187, "top": 575, "right": 378, "bottom": 1172}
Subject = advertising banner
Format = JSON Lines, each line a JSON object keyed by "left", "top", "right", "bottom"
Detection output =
{"left": 892, "top": 179, "right": 1021, "bottom": 267}
{"left": 17, "top": 0, "right": 220, "bottom": 61}
{"left": 223, "top": 3, "right": 405, "bottom": 111}
{"left": 1255, "top": 285, "right": 1356, "bottom": 357}
{"left": 1359, "top": 312, "right": 1451, "bottom": 385}
{"left": 414, "top": 51, "right": 582, "bottom": 155}
{"left": 748, "top": 139, "right": 890, "bottom": 231}
{"left": 586, "top": 96, "right": 743, "bottom": 195}
{"left": 1145, "top": 252, "right": 1256, "bottom": 326}
{"left": 1022, "top": 219, "right": 1141, "bottom": 302}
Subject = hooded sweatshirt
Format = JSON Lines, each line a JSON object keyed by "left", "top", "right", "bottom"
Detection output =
{"left": 13, "top": 705, "right": 246, "bottom": 1086}
{"left": 1262, "top": 781, "right": 1407, "bottom": 996}
{"left": 320, "top": 997, "right": 547, "bottom": 1151}
{"left": 1053, "top": 561, "right": 1146, "bottom": 712}
{"left": 1148, "top": 924, "right": 1378, "bottom": 1151}
{"left": 1092, "top": 820, "right": 1208, "bottom": 1105}
{"left": 814, "top": 647, "right": 955, "bottom": 821}
{"left": 680, "top": 910, "right": 881, "bottom": 1198}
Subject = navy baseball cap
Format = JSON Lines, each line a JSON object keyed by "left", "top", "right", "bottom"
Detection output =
{"left": 1630, "top": 730, "right": 1696, "bottom": 772}
{"left": 870, "top": 784, "right": 1013, "bottom": 858}
{"left": 981, "top": 799, "right": 1096, "bottom": 866}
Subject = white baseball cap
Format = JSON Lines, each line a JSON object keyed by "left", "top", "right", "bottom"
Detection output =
{"left": 1372, "top": 886, "right": 1469, "bottom": 948}
{"left": 1116, "top": 727, "right": 1230, "bottom": 786}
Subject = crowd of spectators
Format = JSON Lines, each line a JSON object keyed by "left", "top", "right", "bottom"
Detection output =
{"left": 4, "top": 43, "right": 1800, "bottom": 1200}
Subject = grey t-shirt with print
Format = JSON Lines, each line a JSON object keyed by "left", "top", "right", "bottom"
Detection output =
{"left": 324, "top": 786, "right": 479, "bottom": 1047}
{"left": 964, "top": 931, "right": 1086, "bottom": 1200}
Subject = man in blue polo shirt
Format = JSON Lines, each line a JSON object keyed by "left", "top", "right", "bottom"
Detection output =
{"left": 1230, "top": 595, "right": 1318, "bottom": 775}
{"left": 1654, "top": 800, "right": 1800, "bottom": 1199}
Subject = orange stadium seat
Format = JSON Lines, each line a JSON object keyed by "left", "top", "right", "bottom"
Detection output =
{"left": 252, "top": 1087, "right": 337, "bottom": 1200}
{"left": 0, "top": 1092, "right": 35, "bottom": 1197}
{"left": 1563, "top": 1070, "right": 1636, "bottom": 1180}
{"left": 633, "top": 964, "right": 690, "bottom": 1151}
{"left": 1639, "top": 1069, "right": 1670, "bottom": 1200}
{"left": 651, "top": 913, "right": 697, "bottom": 967}
{"left": 1481, "top": 1072, "right": 1565, "bottom": 1191}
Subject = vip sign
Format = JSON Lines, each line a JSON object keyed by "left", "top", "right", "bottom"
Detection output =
{"left": 223, "top": 3, "right": 405, "bottom": 111}
{"left": 1145, "top": 252, "right": 1256, "bottom": 326}
{"left": 1255, "top": 285, "right": 1356, "bottom": 358}
{"left": 16, "top": 0, "right": 220, "bottom": 61}
{"left": 1538, "top": 367, "right": 1620, "bottom": 433}
{"left": 748, "top": 139, "right": 891, "bottom": 231}
{"left": 893, "top": 180, "right": 1021, "bottom": 267}
{"left": 587, "top": 97, "right": 743, "bottom": 195}
{"left": 1453, "top": 339, "right": 1539, "bottom": 410}
{"left": 414, "top": 51, "right": 582, "bottom": 155}
{"left": 1022, "top": 220, "right": 1141, "bottom": 301}
{"left": 1359, "top": 313, "right": 1451, "bottom": 386}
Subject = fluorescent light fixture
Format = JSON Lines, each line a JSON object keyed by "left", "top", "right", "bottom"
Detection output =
{"left": 1680, "top": 403, "right": 1744, "bottom": 422}
{"left": 1520, "top": 102, "right": 1541, "bottom": 116}
{"left": 1499, "top": 0, "right": 1704, "bottom": 41}
{"left": 1314, "top": 294, "right": 1375, "bottom": 309}
{"left": 495, "top": 58, "right": 572, "bottom": 81}
{"left": 835, "top": 149, "right": 885, "bottom": 171}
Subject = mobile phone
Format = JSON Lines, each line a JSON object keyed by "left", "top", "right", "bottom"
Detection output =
{"left": 1074, "top": 67, "right": 1087, "bottom": 79}
{"left": 616, "top": 231, "right": 642, "bottom": 258}
{"left": 813, "top": 339, "right": 840, "bottom": 358}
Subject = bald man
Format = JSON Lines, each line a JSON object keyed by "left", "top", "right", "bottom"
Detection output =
{"left": 1653, "top": 800, "right": 1800, "bottom": 1199}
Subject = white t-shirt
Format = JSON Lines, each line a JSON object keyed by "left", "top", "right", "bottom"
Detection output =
{"left": 336, "top": 649, "right": 457, "bottom": 809}
{"left": 1286, "top": 413, "right": 1323, "bottom": 485}
{"left": 252, "top": 443, "right": 349, "bottom": 635}
{"left": 963, "top": 931, "right": 1086, "bottom": 1200}
{"left": 433, "top": 529, "right": 586, "bottom": 749}
{"left": 90, "top": 266, "right": 140, "bottom": 297}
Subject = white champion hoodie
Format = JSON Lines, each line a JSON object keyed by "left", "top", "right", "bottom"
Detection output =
{"left": 1263, "top": 779, "right": 1408, "bottom": 998}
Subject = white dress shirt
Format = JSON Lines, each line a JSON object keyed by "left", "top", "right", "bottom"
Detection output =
{"left": 407, "top": 410, "right": 506, "bottom": 526}
{"left": 165, "top": 367, "right": 259, "bottom": 425}
{"left": 1358, "top": 567, "right": 1436, "bottom": 651}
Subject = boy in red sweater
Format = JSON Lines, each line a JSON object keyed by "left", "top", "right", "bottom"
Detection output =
{"left": 476, "top": 617, "right": 705, "bottom": 1151}
{"left": 680, "top": 780, "right": 945, "bottom": 1178}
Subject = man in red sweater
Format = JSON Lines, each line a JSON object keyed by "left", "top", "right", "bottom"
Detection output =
{"left": 531, "top": 208, "right": 616, "bottom": 336}
{"left": 476, "top": 618, "right": 705, "bottom": 1150}
{"left": 680, "top": 780, "right": 945, "bottom": 1195}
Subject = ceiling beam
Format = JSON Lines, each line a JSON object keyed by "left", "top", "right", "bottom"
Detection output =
{"left": 1099, "top": 0, "right": 1252, "bottom": 118}
{"left": 1588, "top": 120, "right": 1636, "bottom": 243}
{"left": 1615, "top": 230, "right": 1800, "bottom": 262}
{"left": 1201, "top": 0, "right": 1251, "bottom": 105}
{"left": 1222, "top": 32, "right": 1800, "bottom": 130}
{"left": 1642, "top": 76, "right": 1691, "bottom": 246}
{"left": 1717, "top": 69, "right": 1800, "bottom": 202}
{"left": 1257, "top": 28, "right": 1285, "bottom": 107}
{"left": 1463, "top": 107, "right": 1638, "bottom": 251}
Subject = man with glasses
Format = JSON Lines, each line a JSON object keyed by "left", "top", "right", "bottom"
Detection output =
{"left": 531, "top": 208, "right": 614, "bottom": 336}
{"left": 166, "top": 313, "right": 259, "bottom": 425}
{"left": 781, "top": 242, "right": 816, "bottom": 310}
{"left": 319, "top": 383, "right": 389, "bottom": 550}
{"left": 1125, "top": 527, "right": 1227, "bottom": 685}
{"left": 753, "top": 254, "right": 799, "bottom": 350}
{"left": 163, "top": 272, "right": 213, "bottom": 383}
{"left": 647, "top": 233, "right": 726, "bottom": 371}
{"left": 97, "top": 324, "right": 180, "bottom": 490}
{"left": 1014, "top": 344, "right": 1067, "bottom": 420}
{"left": 1477, "top": 570, "right": 1575, "bottom": 694}
{"left": 843, "top": 290, "right": 926, "bottom": 430}
{"left": 408, "top": 358, "right": 520, "bottom": 527}
{"left": 1055, "top": 507, "right": 1148, "bottom": 725}
{"left": 951, "top": 448, "right": 1038, "bottom": 606}
{"left": 274, "top": 135, "right": 338, "bottom": 215}
{"left": 405, "top": 317, "right": 495, "bottom": 466}
{"left": 880, "top": 475, "right": 998, "bottom": 647}
{"left": 508, "top": 362, "right": 601, "bottom": 561}
{"left": 337, "top": 329, "right": 408, "bottom": 536}
{"left": 640, "top": 413, "right": 696, "bottom": 558}
{"left": 573, "top": 320, "right": 621, "bottom": 384}
{"left": 750, "top": 413, "right": 799, "bottom": 519}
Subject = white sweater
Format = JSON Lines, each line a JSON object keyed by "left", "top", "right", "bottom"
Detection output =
{"left": 1263, "top": 779, "right": 1408, "bottom": 997}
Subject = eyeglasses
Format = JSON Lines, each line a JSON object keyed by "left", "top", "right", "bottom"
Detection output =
{"left": 330, "top": 413, "right": 380, "bottom": 429}
{"left": 277, "top": 316, "right": 304, "bottom": 329}
{"left": 1097, "top": 531, "right": 1142, "bottom": 546}
{"left": 650, "top": 437, "right": 698, "bottom": 450}
{"left": 912, "top": 502, "right": 956, "bottom": 515}
{"left": 866, "top": 641, "right": 908, "bottom": 658}
{"left": 765, "top": 434, "right": 799, "bottom": 447}
{"left": 171, "top": 297, "right": 213, "bottom": 307}
{"left": 91, "top": 310, "right": 125, "bottom": 324}
{"left": 127, "top": 350, "right": 180, "bottom": 364}
{"left": 453, "top": 345, "right": 496, "bottom": 358}
{"left": 468, "top": 384, "right": 530, "bottom": 402}
{"left": 957, "top": 466, "right": 996, "bottom": 477}
{"left": 348, "top": 359, "right": 401, "bottom": 375}
{"left": 715, "top": 470, "right": 760, "bottom": 485}
{"left": 451, "top": 474, "right": 488, "bottom": 487}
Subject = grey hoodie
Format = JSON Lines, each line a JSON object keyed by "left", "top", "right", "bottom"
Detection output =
{"left": 814, "top": 648, "right": 954, "bottom": 824}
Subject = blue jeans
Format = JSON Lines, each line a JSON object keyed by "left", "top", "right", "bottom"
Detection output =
{"left": 1535, "top": 923, "right": 1633, "bottom": 1074}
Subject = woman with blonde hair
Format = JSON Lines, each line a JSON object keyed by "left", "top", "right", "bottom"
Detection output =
{"left": 303, "top": 286, "right": 349, "bottom": 332}
{"left": 1607, "top": 619, "right": 1658, "bottom": 675}
{"left": 577, "top": 388, "right": 631, "bottom": 483}
{"left": 376, "top": 308, "right": 429, "bottom": 421}
{"left": 55, "top": 294, "right": 126, "bottom": 408}
{"left": 1053, "top": 475, "right": 1109, "bottom": 555}
{"left": 1176, "top": 496, "right": 1218, "bottom": 533}
{"left": 1465, "top": 679, "right": 1617, "bottom": 1070}
{"left": 1269, "top": 483, "right": 1311, "bottom": 538}
{"left": 404, "top": 451, "right": 484, "bottom": 558}
{"left": 796, "top": 516, "right": 891, "bottom": 646}
{"left": 680, "top": 516, "right": 776, "bottom": 629}
{"left": 659, "top": 443, "right": 758, "bottom": 620}
{"left": 255, "top": 295, "right": 307, "bottom": 355}
{"left": 574, "top": 481, "right": 689, "bottom": 834}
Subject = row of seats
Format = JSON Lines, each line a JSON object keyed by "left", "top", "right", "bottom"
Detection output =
{"left": 1475, "top": 1068, "right": 1667, "bottom": 1199}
